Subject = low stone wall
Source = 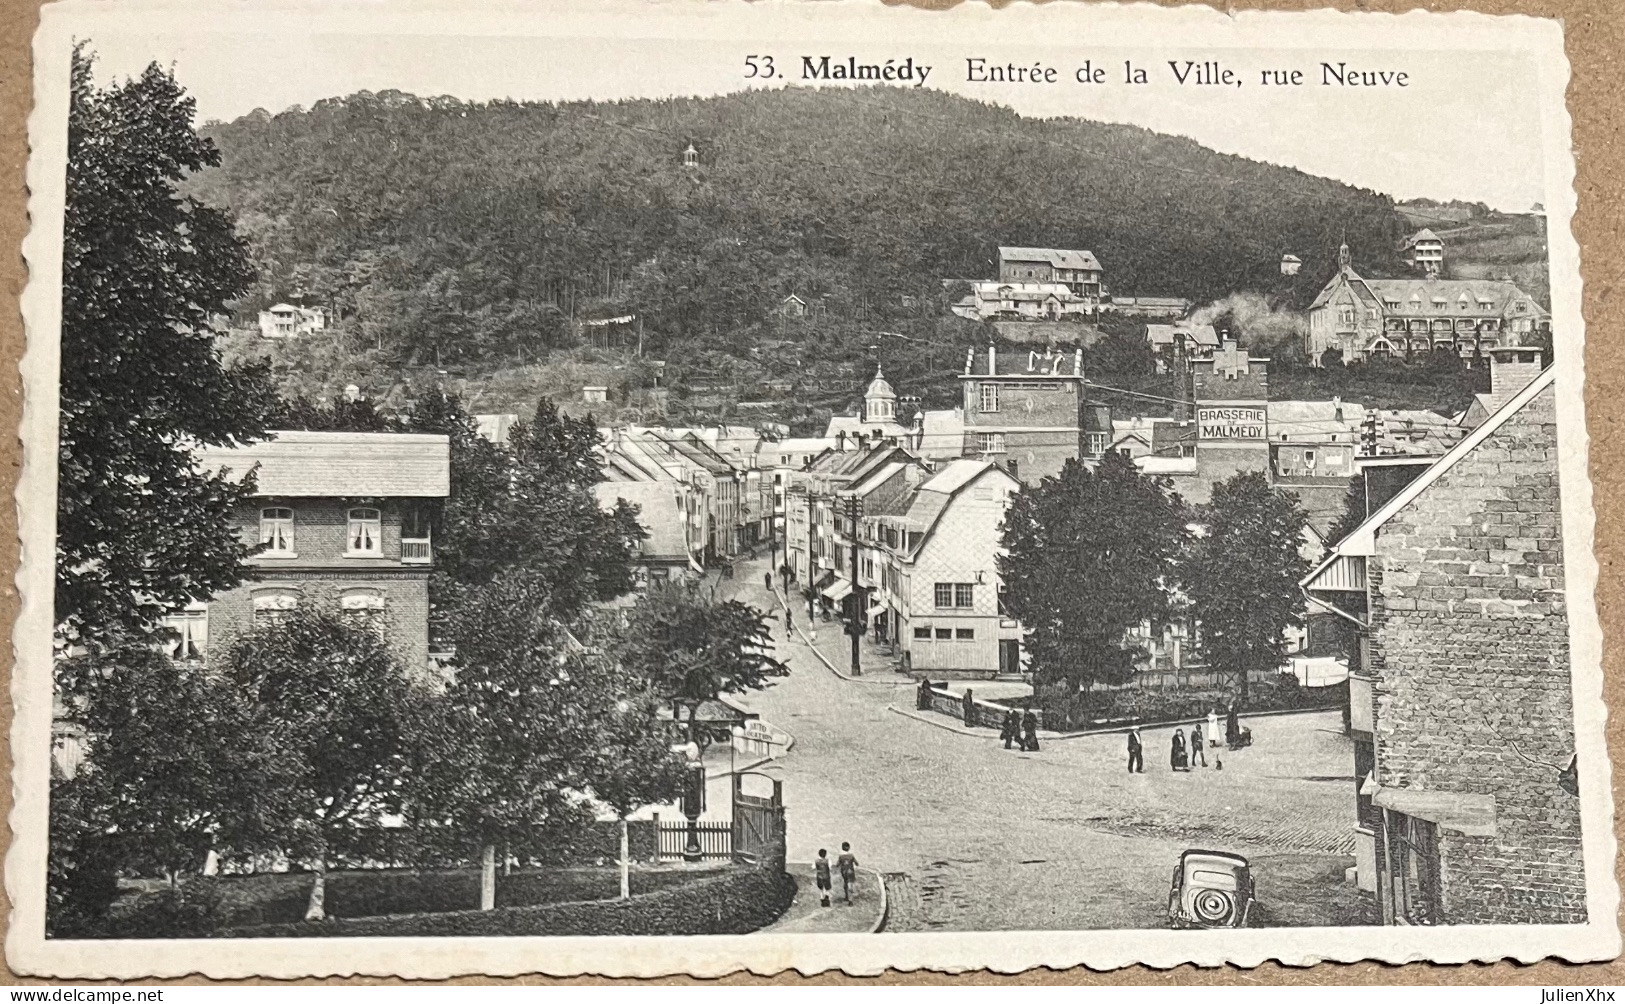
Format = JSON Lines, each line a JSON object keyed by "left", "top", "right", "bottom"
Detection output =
{"left": 919, "top": 684, "right": 1047, "bottom": 731}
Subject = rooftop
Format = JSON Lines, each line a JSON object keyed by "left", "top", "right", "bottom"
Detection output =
{"left": 999, "top": 246, "right": 1102, "bottom": 271}
{"left": 199, "top": 431, "right": 450, "bottom": 498}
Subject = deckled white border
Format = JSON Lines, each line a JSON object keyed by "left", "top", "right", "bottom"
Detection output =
{"left": 10, "top": 0, "right": 1617, "bottom": 979}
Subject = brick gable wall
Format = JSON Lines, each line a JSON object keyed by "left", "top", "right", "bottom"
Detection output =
{"left": 1368, "top": 385, "right": 1584, "bottom": 923}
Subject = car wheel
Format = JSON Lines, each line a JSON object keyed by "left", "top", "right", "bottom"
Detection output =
{"left": 1191, "top": 888, "right": 1235, "bottom": 925}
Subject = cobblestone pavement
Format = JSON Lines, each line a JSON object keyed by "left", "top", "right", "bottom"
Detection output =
{"left": 723, "top": 555, "right": 1367, "bottom": 931}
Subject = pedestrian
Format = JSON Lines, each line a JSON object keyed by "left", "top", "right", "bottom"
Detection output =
{"left": 1171, "top": 728, "right": 1188, "bottom": 772}
{"left": 815, "top": 849, "right": 832, "bottom": 907}
{"left": 765, "top": 571, "right": 772, "bottom": 592}
{"left": 1127, "top": 726, "right": 1144, "bottom": 773}
{"left": 1021, "top": 709, "right": 1040, "bottom": 752}
{"left": 1000, "top": 708, "right": 1020, "bottom": 749}
{"left": 1226, "top": 702, "right": 1241, "bottom": 748}
{"left": 1207, "top": 707, "right": 1220, "bottom": 747}
{"left": 785, "top": 607, "right": 793, "bottom": 630}
{"left": 1190, "top": 723, "right": 1208, "bottom": 767}
{"left": 836, "top": 842, "right": 858, "bottom": 905}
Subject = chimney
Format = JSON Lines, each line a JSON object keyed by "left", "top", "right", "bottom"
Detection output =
{"left": 1488, "top": 346, "right": 1544, "bottom": 411}
{"left": 988, "top": 343, "right": 997, "bottom": 375}
{"left": 836, "top": 430, "right": 846, "bottom": 451}
{"left": 1332, "top": 395, "right": 1343, "bottom": 424}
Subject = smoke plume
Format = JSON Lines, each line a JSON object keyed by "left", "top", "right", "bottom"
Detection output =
{"left": 1188, "top": 292, "right": 1307, "bottom": 353}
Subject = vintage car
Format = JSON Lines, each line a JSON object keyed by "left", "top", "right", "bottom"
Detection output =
{"left": 1167, "top": 849, "right": 1256, "bottom": 929}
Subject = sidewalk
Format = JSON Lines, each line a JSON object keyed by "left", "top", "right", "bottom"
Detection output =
{"left": 779, "top": 592, "right": 915, "bottom": 686}
{"left": 758, "top": 864, "right": 886, "bottom": 933}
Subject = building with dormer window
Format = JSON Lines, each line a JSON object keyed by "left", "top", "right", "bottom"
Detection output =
{"left": 1308, "top": 242, "right": 1549, "bottom": 364}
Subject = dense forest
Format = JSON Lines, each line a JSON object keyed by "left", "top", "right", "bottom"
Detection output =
{"left": 188, "top": 85, "right": 1412, "bottom": 414}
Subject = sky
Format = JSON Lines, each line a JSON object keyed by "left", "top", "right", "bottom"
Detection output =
{"left": 75, "top": 11, "right": 1550, "bottom": 212}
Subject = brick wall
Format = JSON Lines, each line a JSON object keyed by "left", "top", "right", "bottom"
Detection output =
{"left": 1368, "top": 385, "right": 1584, "bottom": 924}
{"left": 207, "top": 574, "right": 432, "bottom": 678}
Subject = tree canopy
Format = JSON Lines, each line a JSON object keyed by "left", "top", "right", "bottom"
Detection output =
{"left": 186, "top": 86, "right": 1409, "bottom": 378}
{"left": 1185, "top": 472, "right": 1311, "bottom": 705}
{"left": 57, "top": 47, "right": 279, "bottom": 649}
{"left": 614, "top": 580, "right": 789, "bottom": 704}
{"left": 998, "top": 452, "right": 1187, "bottom": 690}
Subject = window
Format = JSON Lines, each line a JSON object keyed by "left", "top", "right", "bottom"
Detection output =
{"left": 979, "top": 383, "right": 1000, "bottom": 413}
{"left": 259, "top": 507, "right": 294, "bottom": 555}
{"left": 955, "top": 628, "right": 975, "bottom": 640}
{"left": 913, "top": 626, "right": 932, "bottom": 640}
{"left": 340, "top": 588, "right": 386, "bottom": 632}
{"left": 934, "top": 628, "right": 953, "bottom": 640}
{"left": 1086, "top": 432, "right": 1108, "bottom": 458}
{"left": 934, "top": 583, "right": 954, "bottom": 608}
{"left": 252, "top": 588, "right": 299, "bottom": 625}
{"left": 163, "top": 604, "right": 207, "bottom": 661}
{"left": 1385, "top": 812, "right": 1441, "bottom": 925}
{"left": 955, "top": 583, "right": 975, "bottom": 608}
{"left": 1303, "top": 450, "right": 1317, "bottom": 468}
{"left": 347, "top": 507, "right": 382, "bottom": 555}
{"left": 978, "top": 433, "right": 1006, "bottom": 455}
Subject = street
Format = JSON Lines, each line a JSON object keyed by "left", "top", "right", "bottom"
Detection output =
{"left": 722, "top": 554, "right": 1370, "bottom": 931}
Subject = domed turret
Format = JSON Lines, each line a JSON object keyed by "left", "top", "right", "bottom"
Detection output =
{"left": 863, "top": 365, "right": 896, "bottom": 421}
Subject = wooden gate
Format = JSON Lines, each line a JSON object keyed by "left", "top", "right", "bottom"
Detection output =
{"left": 731, "top": 772, "right": 785, "bottom": 866}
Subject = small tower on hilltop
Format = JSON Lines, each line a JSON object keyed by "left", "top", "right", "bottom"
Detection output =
{"left": 681, "top": 142, "right": 700, "bottom": 170}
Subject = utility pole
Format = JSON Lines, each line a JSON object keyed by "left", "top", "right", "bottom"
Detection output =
{"left": 847, "top": 493, "right": 863, "bottom": 677}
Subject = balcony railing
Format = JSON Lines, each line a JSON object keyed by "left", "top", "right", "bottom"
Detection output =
{"left": 401, "top": 537, "right": 432, "bottom": 564}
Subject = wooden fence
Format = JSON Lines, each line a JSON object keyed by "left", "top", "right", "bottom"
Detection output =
{"left": 656, "top": 821, "right": 733, "bottom": 862}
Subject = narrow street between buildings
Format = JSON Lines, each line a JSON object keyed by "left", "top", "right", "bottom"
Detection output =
{"left": 723, "top": 553, "right": 1371, "bottom": 932}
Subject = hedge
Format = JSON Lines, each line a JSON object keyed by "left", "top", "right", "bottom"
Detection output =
{"left": 1024, "top": 677, "right": 1347, "bottom": 732}
{"left": 216, "top": 861, "right": 794, "bottom": 938}
{"left": 194, "top": 865, "right": 711, "bottom": 930}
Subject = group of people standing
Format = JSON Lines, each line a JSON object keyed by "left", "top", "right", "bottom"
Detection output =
{"left": 1126, "top": 706, "right": 1242, "bottom": 774}
{"left": 1000, "top": 708, "right": 1041, "bottom": 752}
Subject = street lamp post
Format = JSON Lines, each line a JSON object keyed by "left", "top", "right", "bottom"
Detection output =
{"left": 680, "top": 736, "right": 705, "bottom": 864}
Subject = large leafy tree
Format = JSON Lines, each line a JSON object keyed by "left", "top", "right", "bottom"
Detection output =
{"left": 405, "top": 393, "right": 644, "bottom": 638}
{"left": 52, "top": 644, "right": 300, "bottom": 892}
{"left": 999, "top": 452, "right": 1186, "bottom": 691}
{"left": 505, "top": 400, "right": 645, "bottom": 615}
{"left": 409, "top": 571, "right": 648, "bottom": 910}
{"left": 1185, "top": 472, "right": 1311, "bottom": 706}
{"left": 218, "top": 607, "right": 427, "bottom": 921}
{"left": 57, "top": 46, "right": 277, "bottom": 648}
{"left": 580, "top": 684, "right": 687, "bottom": 900}
{"left": 614, "top": 579, "right": 788, "bottom": 715}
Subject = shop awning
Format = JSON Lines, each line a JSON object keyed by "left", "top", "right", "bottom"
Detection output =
{"left": 1366, "top": 781, "right": 1497, "bottom": 837}
{"left": 821, "top": 578, "right": 853, "bottom": 603}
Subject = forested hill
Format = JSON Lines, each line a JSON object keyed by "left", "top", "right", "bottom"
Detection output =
{"left": 190, "top": 85, "right": 1409, "bottom": 369}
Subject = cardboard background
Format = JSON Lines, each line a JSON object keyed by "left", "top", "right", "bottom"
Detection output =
{"left": 1, "top": 0, "right": 1620, "bottom": 985}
